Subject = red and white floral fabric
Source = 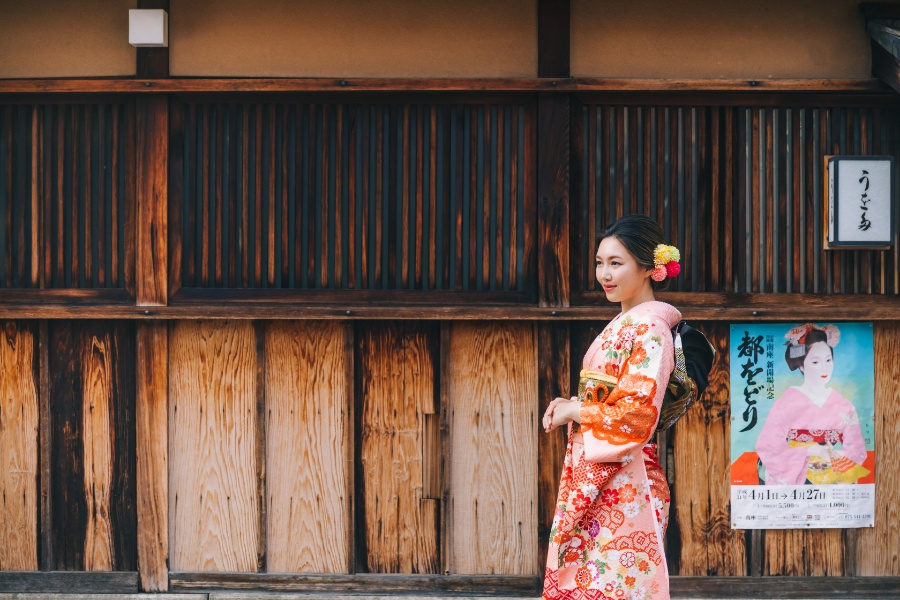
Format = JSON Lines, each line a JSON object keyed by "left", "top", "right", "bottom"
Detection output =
{"left": 543, "top": 301, "right": 680, "bottom": 600}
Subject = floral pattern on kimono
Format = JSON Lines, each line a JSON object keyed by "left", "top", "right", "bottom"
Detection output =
{"left": 756, "top": 387, "right": 868, "bottom": 485}
{"left": 543, "top": 301, "right": 680, "bottom": 600}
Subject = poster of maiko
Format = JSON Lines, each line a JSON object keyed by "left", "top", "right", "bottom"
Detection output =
{"left": 729, "top": 322, "right": 876, "bottom": 530}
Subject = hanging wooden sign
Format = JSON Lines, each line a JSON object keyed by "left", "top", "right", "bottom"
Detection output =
{"left": 824, "top": 155, "right": 895, "bottom": 249}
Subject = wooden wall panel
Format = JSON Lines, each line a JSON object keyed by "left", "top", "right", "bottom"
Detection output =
{"left": 265, "top": 321, "right": 351, "bottom": 573}
{"left": 0, "top": 320, "right": 39, "bottom": 570}
{"left": 48, "top": 320, "right": 136, "bottom": 571}
{"left": 672, "top": 324, "right": 747, "bottom": 576}
{"left": 172, "top": 100, "right": 535, "bottom": 296}
{"left": 857, "top": 322, "right": 900, "bottom": 575}
{"left": 575, "top": 102, "right": 900, "bottom": 297}
{"left": 169, "top": 320, "right": 258, "bottom": 572}
{"left": 0, "top": 102, "right": 132, "bottom": 290}
{"left": 357, "top": 321, "right": 439, "bottom": 573}
{"left": 447, "top": 321, "right": 537, "bottom": 575}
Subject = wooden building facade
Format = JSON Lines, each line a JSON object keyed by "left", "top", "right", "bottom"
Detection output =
{"left": 1, "top": 0, "right": 899, "bottom": 597}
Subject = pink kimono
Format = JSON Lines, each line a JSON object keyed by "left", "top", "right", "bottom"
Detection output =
{"left": 756, "top": 387, "right": 868, "bottom": 485}
{"left": 543, "top": 301, "right": 679, "bottom": 600}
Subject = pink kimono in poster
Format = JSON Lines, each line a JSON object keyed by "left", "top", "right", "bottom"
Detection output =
{"left": 729, "top": 323, "right": 875, "bottom": 529}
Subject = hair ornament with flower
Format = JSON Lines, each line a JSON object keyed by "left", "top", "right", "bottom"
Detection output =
{"left": 651, "top": 244, "right": 681, "bottom": 282}
{"left": 784, "top": 323, "right": 841, "bottom": 359}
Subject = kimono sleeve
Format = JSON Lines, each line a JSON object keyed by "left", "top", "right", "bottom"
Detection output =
{"left": 579, "top": 317, "right": 674, "bottom": 463}
{"left": 837, "top": 397, "right": 868, "bottom": 466}
{"left": 755, "top": 392, "right": 809, "bottom": 485}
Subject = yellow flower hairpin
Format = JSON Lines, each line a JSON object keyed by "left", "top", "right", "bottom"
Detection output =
{"left": 651, "top": 244, "right": 681, "bottom": 282}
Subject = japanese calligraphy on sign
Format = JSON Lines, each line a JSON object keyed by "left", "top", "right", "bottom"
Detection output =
{"left": 826, "top": 156, "right": 894, "bottom": 248}
{"left": 730, "top": 323, "right": 876, "bottom": 529}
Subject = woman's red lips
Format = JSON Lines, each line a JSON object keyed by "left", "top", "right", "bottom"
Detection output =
{"left": 602, "top": 285, "right": 615, "bottom": 292}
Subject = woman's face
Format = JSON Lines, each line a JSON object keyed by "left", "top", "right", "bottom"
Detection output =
{"left": 595, "top": 236, "right": 652, "bottom": 305}
{"left": 800, "top": 341, "right": 834, "bottom": 385}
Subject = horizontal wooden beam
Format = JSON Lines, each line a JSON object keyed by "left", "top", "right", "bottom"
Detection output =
{"left": 670, "top": 576, "right": 900, "bottom": 598}
{"left": 0, "top": 292, "right": 898, "bottom": 321}
{"left": 0, "top": 571, "right": 139, "bottom": 593}
{"left": 169, "top": 572, "right": 540, "bottom": 595}
{"left": 0, "top": 77, "right": 890, "bottom": 95}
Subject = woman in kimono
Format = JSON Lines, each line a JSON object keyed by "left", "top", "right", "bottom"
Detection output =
{"left": 756, "top": 324, "right": 869, "bottom": 485}
{"left": 542, "top": 214, "right": 681, "bottom": 600}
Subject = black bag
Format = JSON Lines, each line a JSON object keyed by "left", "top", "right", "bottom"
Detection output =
{"left": 658, "top": 321, "right": 715, "bottom": 430}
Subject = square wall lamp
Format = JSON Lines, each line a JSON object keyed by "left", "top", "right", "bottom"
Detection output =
{"left": 129, "top": 9, "right": 168, "bottom": 47}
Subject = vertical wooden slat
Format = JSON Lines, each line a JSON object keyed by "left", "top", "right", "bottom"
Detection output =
{"left": 0, "top": 320, "right": 39, "bottom": 570}
{"left": 168, "top": 102, "right": 185, "bottom": 297}
{"left": 169, "top": 321, "right": 258, "bottom": 572}
{"left": 136, "top": 322, "right": 168, "bottom": 591}
{"left": 537, "top": 96, "right": 569, "bottom": 307}
{"left": 136, "top": 96, "right": 168, "bottom": 305}
{"left": 857, "top": 322, "right": 900, "bottom": 575}
{"left": 213, "top": 105, "right": 224, "bottom": 287}
{"left": 401, "top": 106, "right": 410, "bottom": 288}
{"left": 357, "top": 322, "right": 439, "bottom": 574}
{"left": 265, "top": 321, "right": 350, "bottom": 573}
{"left": 83, "top": 107, "right": 94, "bottom": 288}
{"left": 30, "top": 108, "right": 40, "bottom": 287}
{"left": 448, "top": 322, "right": 537, "bottom": 575}
{"left": 121, "top": 103, "right": 135, "bottom": 293}
{"left": 241, "top": 106, "right": 250, "bottom": 287}
{"left": 267, "top": 105, "right": 277, "bottom": 288}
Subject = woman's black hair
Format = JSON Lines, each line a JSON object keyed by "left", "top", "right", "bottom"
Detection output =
{"left": 784, "top": 328, "right": 833, "bottom": 371}
{"left": 597, "top": 214, "right": 670, "bottom": 291}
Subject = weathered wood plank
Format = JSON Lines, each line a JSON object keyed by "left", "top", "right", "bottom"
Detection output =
{"left": 135, "top": 322, "right": 168, "bottom": 590}
{"left": 448, "top": 322, "right": 538, "bottom": 575}
{"left": 171, "top": 572, "right": 539, "bottom": 595}
{"left": 702, "top": 324, "right": 746, "bottom": 576}
{"left": 673, "top": 344, "right": 712, "bottom": 575}
{"left": 670, "top": 327, "right": 742, "bottom": 576}
{"left": 0, "top": 571, "right": 138, "bottom": 593}
{"left": 0, "top": 320, "right": 39, "bottom": 570}
{"left": 168, "top": 320, "right": 258, "bottom": 572}
{"left": 536, "top": 322, "right": 569, "bottom": 571}
{"left": 81, "top": 329, "right": 115, "bottom": 571}
{"left": 357, "top": 322, "right": 439, "bottom": 574}
{"left": 39, "top": 320, "right": 52, "bottom": 571}
{"left": 49, "top": 321, "right": 136, "bottom": 571}
{"left": 857, "top": 321, "right": 900, "bottom": 575}
{"left": 669, "top": 575, "right": 900, "bottom": 598}
{"left": 265, "top": 321, "right": 351, "bottom": 573}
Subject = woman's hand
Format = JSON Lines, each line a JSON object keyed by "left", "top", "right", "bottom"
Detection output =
{"left": 543, "top": 396, "right": 580, "bottom": 432}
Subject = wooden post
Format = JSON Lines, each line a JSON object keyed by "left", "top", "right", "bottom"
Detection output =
{"left": 135, "top": 323, "right": 168, "bottom": 591}
{"left": 135, "top": 1, "right": 169, "bottom": 591}
{"left": 535, "top": 0, "right": 571, "bottom": 575}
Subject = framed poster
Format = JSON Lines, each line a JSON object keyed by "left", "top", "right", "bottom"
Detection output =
{"left": 729, "top": 322, "right": 875, "bottom": 529}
